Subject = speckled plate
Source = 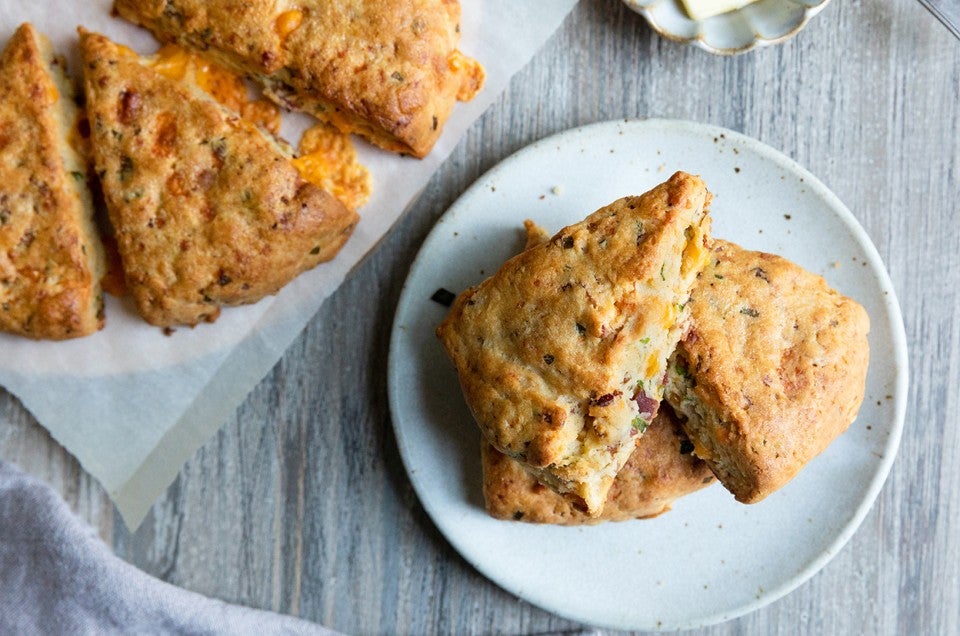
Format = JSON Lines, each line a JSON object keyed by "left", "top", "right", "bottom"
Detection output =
{"left": 623, "top": 0, "right": 832, "bottom": 55}
{"left": 387, "top": 119, "right": 907, "bottom": 631}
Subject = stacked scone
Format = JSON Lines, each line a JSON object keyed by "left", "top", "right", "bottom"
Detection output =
{"left": 437, "top": 172, "right": 870, "bottom": 522}
{"left": 0, "top": 1, "right": 484, "bottom": 338}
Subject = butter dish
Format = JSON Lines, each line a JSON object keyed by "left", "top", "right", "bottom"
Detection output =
{"left": 623, "top": 0, "right": 831, "bottom": 55}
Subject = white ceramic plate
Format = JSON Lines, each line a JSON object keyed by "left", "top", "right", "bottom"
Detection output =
{"left": 622, "top": 0, "right": 832, "bottom": 55}
{"left": 387, "top": 119, "right": 907, "bottom": 631}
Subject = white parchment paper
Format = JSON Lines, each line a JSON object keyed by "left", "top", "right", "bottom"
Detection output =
{"left": 0, "top": 0, "right": 579, "bottom": 528}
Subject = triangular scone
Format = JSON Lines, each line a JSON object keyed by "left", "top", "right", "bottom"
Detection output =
{"left": 664, "top": 240, "right": 870, "bottom": 503}
{"left": 79, "top": 30, "right": 358, "bottom": 327}
{"left": 0, "top": 24, "right": 105, "bottom": 339}
{"left": 437, "top": 172, "right": 712, "bottom": 515}
{"left": 113, "top": 0, "right": 485, "bottom": 158}
{"left": 482, "top": 406, "right": 715, "bottom": 525}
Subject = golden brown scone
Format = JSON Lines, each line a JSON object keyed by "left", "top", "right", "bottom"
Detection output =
{"left": 113, "top": 0, "right": 485, "bottom": 158}
{"left": 0, "top": 24, "right": 105, "bottom": 340}
{"left": 438, "top": 172, "right": 712, "bottom": 515}
{"left": 522, "top": 219, "right": 551, "bottom": 250}
{"left": 664, "top": 239, "right": 870, "bottom": 503}
{"left": 79, "top": 30, "right": 358, "bottom": 327}
{"left": 483, "top": 406, "right": 715, "bottom": 524}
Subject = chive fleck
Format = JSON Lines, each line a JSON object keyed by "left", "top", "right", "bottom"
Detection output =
{"left": 391, "top": 71, "right": 404, "bottom": 82}
{"left": 632, "top": 417, "right": 649, "bottom": 434}
{"left": 740, "top": 307, "right": 760, "bottom": 317}
{"left": 714, "top": 274, "right": 724, "bottom": 279}
{"left": 430, "top": 287, "right": 456, "bottom": 307}
{"left": 118, "top": 156, "right": 134, "bottom": 182}
{"left": 639, "top": 337, "right": 650, "bottom": 344}
{"left": 70, "top": 171, "right": 85, "bottom": 182}
{"left": 660, "top": 263, "right": 666, "bottom": 281}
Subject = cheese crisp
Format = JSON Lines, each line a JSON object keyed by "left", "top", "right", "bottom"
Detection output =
{"left": 113, "top": 0, "right": 486, "bottom": 158}
{"left": 482, "top": 406, "right": 715, "bottom": 524}
{"left": 665, "top": 240, "right": 870, "bottom": 503}
{"left": 79, "top": 30, "right": 358, "bottom": 327}
{"left": 0, "top": 24, "right": 106, "bottom": 339}
{"left": 438, "top": 173, "right": 712, "bottom": 515}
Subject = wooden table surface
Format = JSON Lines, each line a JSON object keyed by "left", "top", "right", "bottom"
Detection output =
{"left": 3, "top": 0, "right": 959, "bottom": 633}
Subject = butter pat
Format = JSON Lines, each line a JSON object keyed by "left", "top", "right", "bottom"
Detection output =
{"left": 680, "top": 0, "right": 757, "bottom": 20}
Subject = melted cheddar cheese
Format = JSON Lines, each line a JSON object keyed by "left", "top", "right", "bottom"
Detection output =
{"left": 449, "top": 50, "right": 485, "bottom": 102}
{"left": 148, "top": 44, "right": 282, "bottom": 135}
{"left": 275, "top": 9, "right": 305, "bottom": 40}
{"left": 292, "top": 123, "right": 372, "bottom": 211}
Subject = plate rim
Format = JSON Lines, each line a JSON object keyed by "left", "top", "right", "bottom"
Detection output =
{"left": 387, "top": 117, "right": 908, "bottom": 630}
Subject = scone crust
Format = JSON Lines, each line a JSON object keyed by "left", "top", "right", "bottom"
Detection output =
{"left": 0, "top": 23, "right": 105, "bottom": 339}
{"left": 113, "top": 0, "right": 485, "bottom": 157}
{"left": 80, "top": 30, "right": 358, "bottom": 327}
{"left": 483, "top": 407, "right": 715, "bottom": 524}
{"left": 666, "top": 240, "right": 870, "bottom": 503}
{"left": 438, "top": 172, "right": 712, "bottom": 514}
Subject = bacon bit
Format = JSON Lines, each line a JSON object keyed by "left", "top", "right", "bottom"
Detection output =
{"left": 592, "top": 391, "right": 621, "bottom": 407}
{"left": 118, "top": 89, "right": 141, "bottom": 124}
{"left": 632, "top": 387, "right": 659, "bottom": 420}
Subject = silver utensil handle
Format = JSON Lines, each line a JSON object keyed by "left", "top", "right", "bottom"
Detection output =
{"left": 917, "top": 0, "right": 960, "bottom": 40}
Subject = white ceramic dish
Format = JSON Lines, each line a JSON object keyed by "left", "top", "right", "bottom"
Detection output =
{"left": 623, "top": 0, "right": 832, "bottom": 55}
{"left": 387, "top": 119, "right": 907, "bottom": 631}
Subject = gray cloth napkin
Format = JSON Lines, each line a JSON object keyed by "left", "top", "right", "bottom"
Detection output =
{"left": 0, "top": 461, "right": 333, "bottom": 635}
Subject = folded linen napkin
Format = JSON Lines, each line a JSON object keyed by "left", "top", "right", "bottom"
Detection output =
{"left": 0, "top": 461, "right": 332, "bottom": 635}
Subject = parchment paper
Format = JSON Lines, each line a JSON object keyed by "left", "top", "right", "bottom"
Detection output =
{"left": 0, "top": 0, "right": 580, "bottom": 528}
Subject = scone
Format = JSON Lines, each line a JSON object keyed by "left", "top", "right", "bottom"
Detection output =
{"left": 664, "top": 239, "right": 870, "bottom": 503}
{"left": 79, "top": 30, "right": 358, "bottom": 327}
{"left": 437, "top": 172, "right": 712, "bottom": 515}
{"left": 483, "top": 406, "right": 715, "bottom": 524}
{"left": 113, "top": 0, "right": 485, "bottom": 158}
{"left": 0, "top": 23, "right": 105, "bottom": 339}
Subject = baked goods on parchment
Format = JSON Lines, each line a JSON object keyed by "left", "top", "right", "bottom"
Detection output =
{"left": 0, "top": 23, "right": 106, "bottom": 340}
{"left": 437, "top": 172, "right": 712, "bottom": 515}
{"left": 482, "top": 406, "right": 715, "bottom": 524}
{"left": 113, "top": 0, "right": 486, "bottom": 158}
{"left": 79, "top": 29, "right": 358, "bottom": 327}
{"left": 664, "top": 239, "right": 870, "bottom": 503}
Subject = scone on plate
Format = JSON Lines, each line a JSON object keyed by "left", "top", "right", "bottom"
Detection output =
{"left": 113, "top": 0, "right": 485, "bottom": 158}
{"left": 79, "top": 29, "right": 358, "bottom": 327}
{"left": 438, "top": 172, "right": 712, "bottom": 515}
{"left": 0, "top": 23, "right": 106, "bottom": 339}
{"left": 482, "top": 405, "right": 715, "bottom": 524}
{"left": 664, "top": 239, "right": 870, "bottom": 503}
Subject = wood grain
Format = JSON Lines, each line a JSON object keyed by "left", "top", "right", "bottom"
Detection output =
{"left": 3, "top": 0, "right": 960, "bottom": 632}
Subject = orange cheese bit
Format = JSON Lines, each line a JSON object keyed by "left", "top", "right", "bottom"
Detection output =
{"left": 240, "top": 99, "right": 282, "bottom": 137}
{"left": 275, "top": 9, "right": 305, "bottom": 41}
{"left": 292, "top": 123, "right": 372, "bottom": 212}
{"left": 449, "top": 50, "right": 485, "bottom": 102}
{"left": 149, "top": 44, "right": 247, "bottom": 113}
